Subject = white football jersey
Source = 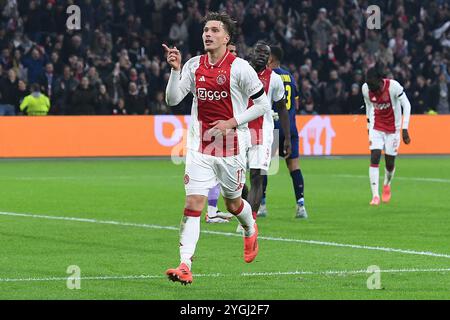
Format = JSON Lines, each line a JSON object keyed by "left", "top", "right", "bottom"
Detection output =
{"left": 248, "top": 68, "right": 285, "bottom": 145}
{"left": 176, "top": 51, "right": 264, "bottom": 157}
{"left": 362, "top": 79, "right": 411, "bottom": 133}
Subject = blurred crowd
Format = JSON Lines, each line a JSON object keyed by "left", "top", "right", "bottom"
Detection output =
{"left": 0, "top": 0, "right": 449, "bottom": 116}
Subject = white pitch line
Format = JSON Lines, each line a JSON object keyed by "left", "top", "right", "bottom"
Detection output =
{"left": 1, "top": 211, "right": 450, "bottom": 259}
{"left": 333, "top": 174, "right": 450, "bottom": 184}
{"left": 1, "top": 268, "right": 449, "bottom": 283}
{"left": 241, "top": 268, "right": 450, "bottom": 277}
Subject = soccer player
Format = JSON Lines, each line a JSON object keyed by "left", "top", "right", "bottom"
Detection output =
{"left": 205, "top": 42, "right": 242, "bottom": 224}
{"left": 259, "top": 46, "right": 308, "bottom": 219}
{"left": 245, "top": 41, "right": 291, "bottom": 222}
{"left": 362, "top": 67, "right": 411, "bottom": 205}
{"left": 209, "top": 41, "right": 292, "bottom": 230}
{"left": 163, "top": 12, "right": 271, "bottom": 285}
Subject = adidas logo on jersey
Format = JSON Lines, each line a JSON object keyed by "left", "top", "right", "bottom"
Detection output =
{"left": 199, "top": 76, "right": 206, "bottom": 82}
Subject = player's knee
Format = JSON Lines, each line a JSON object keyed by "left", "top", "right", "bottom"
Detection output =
{"left": 371, "top": 151, "right": 382, "bottom": 164}
{"left": 287, "top": 158, "right": 299, "bottom": 172}
{"left": 184, "top": 195, "right": 206, "bottom": 212}
{"left": 385, "top": 156, "right": 396, "bottom": 171}
{"left": 250, "top": 170, "right": 263, "bottom": 186}
{"left": 224, "top": 198, "right": 243, "bottom": 215}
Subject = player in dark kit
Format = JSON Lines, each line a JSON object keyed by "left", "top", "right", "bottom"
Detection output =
{"left": 259, "top": 46, "right": 307, "bottom": 219}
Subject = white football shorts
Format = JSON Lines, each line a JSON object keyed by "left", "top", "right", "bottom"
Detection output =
{"left": 247, "top": 142, "right": 272, "bottom": 172}
{"left": 184, "top": 149, "right": 247, "bottom": 199}
{"left": 369, "top": 129, "right": 401, "bottom": 156}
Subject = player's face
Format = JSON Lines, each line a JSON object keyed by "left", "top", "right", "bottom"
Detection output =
{"left": 203, "top": 20, "right": 230, "bottom": 53}
{"left": 251, "top": 44, "right": 270, "bottom": 70}
{"left": 367, "top": 78, "right": 383, "bottom": 93}
{"left": 227, "top": 44, "right": 237, "bottom": 56}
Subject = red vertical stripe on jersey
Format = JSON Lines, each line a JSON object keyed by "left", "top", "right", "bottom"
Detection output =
{"left": 369, "top": 79, "right": 396, "bottom": 133}
{"left": 248, "top": 67, "right": 272, "bottom": 145}
{"left": 195, "top": 51, "right": 239, "bottom": 157}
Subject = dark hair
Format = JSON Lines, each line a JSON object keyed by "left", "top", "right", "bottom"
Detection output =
{"left": 270, "top": 46, "right": 284, "bottom": 62}
{"left": 30, "top": 83, "right": 41, "bottom": 92}
{"left": 204, "top": 12, "right": 236, "bottom": 44}
{"left": 255, "top": 40, "right": 270, "bottom": 48}
{"left": 366, "top": 66, "right": 384, "bottom": 81}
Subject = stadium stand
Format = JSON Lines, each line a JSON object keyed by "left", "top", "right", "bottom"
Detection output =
{"left": 0, "top": 0, "right": 449, "bottom": 116}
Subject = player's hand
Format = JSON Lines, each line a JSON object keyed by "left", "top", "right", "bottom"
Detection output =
{"left": 271, "top": 110, "right": 279, "bottom": 121}
{"left": 283, "top": 140, "right": 292, "bottom": 159}
{"left": 162, "top": 44, "right": 181, "bottom": 71}
{"left": 209, "top": 118, "right": 238, "bottom": 137}
{"left": 402, "top": 129, "right": 411, "bottom": 145}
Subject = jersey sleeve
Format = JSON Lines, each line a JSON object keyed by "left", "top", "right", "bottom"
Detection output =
{"left": 236, "top": 59, "right": 263, "bottom": 97}
{"left": 362, "top": 83, "right": 372, "bottom": 129}
{"left": 390, "top": 80, "right": 404, "bottom": 98}
{"left": 391, "top": 80, "right": 411, "bottom": 129}
{"left": 165, "top": 57, "right": 196, "bottom": 106}
{"left": 271, "top": 72, "right": 285, "bottom": 103}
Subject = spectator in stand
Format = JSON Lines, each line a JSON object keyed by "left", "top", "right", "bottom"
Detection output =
{"left": 0, "top": 0, "right": 449, "bottom": 116}
{"left": 22, "top": 47, "right": 46, "bottom": 84}
{"left": 38, "top": 62, "right": 56, "bottom": 98}
{"left": 20, "top": 83, "right": 50, "bottom": 116}
{"left": 389, "top": 28, "right": 409, "bottom": 61}
{"left": 0, "top": 69, "right": 19, "bottom": 115}
{"left": 409, "top": 75, "right": 430, "bottom": 114}
{"left": 87, "top": 66, "right": 102, "bottom": 89}
{"left": 125, "top": 82, "right": 149, "bottom": 115}
{"left": 113, "top": 98, "right": 127, "bottom": 115}
{"left": 429, "top": 72, "right": 450, "bottom": 114}
{"left": 70, "top": 77, "right": 97, "bottom": 115}
{"left": 105, "top": 63, "right": 125, "bottom": 109}
{"left": 346, "top": 83, "right": 365, "bottom": 115}
{"left": 53, "top": 65, "right": 79, "bottom": 115}
{"left": 95, "top": 84, "right": 113, "bottom": 115}
{"left": 299, "top": 94, "right": 318, "bottom": 116}
{"left": 151, "top": 90, "right": 170, "bottom": 115}
{"left": 169, "top": 12, "right": 189, "bottom": 53}
{"left": 17, "top": 80, "right": 29, "bottom": 114}
{"left": 323, "top": 70, "right": 347, "bottom": 114}
{"left": 311, "top": 8, "right": 333, "bottom": 53}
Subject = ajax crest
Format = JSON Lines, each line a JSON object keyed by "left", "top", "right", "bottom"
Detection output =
{"left": 216, "top": 74, "right": 227, "bottom": 85}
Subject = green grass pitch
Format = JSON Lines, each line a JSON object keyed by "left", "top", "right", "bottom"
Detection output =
{"left": 0, "top": 156, "right": 449, "bottom": 300}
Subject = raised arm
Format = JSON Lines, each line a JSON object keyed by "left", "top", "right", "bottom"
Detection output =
{"left": 162, "top": 44, "right": 193, "bottom": 106}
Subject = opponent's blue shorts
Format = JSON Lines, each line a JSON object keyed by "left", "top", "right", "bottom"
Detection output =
{"left": 279, "top": 132, "right": 299, "bottom": 159}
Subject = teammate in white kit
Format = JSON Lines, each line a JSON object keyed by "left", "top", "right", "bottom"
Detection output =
{"left": 162, "top": 12, "right": 271, "bottom": 285}
{"left": 246, "top": 41, "right": 291, "bottom": 221}
{"left": 362, "top": 67, "right": 412, "bottom": 205}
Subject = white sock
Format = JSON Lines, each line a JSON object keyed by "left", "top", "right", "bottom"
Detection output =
{"left": 179, "top": 216, "right": 200, "bottom": 270}
{"left": 369, "top": 166, "right": 380, "bottom": 198}
{"left": 207, "top": 205, "right": 218, "bottom": 217}
{"left": 234, "top": 200, "right": 255, "bottom": 237}
{"left": 384, "top": 167, "right": 395, "bottom": 186}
